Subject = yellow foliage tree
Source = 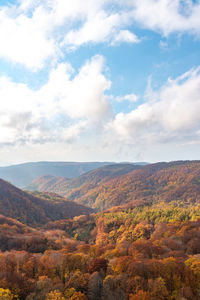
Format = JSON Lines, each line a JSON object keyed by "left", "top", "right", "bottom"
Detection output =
{"left": 45, "top": 290, "right": 65, "bottom": 300}
{"left": 0, "top": 288, "right": 16, "bottom": 300}
{"left": 185, "top": 256, "right": 200, "bottom": 279}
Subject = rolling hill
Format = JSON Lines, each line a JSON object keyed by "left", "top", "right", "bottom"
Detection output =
{"left": 0, "top": 178, "right": 94, "bottom": 226}
{"left": 26, "top": 163, "right": 142, "bottom": 196}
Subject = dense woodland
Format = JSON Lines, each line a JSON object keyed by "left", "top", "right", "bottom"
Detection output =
{"left": 1, "top": 161, "right": 200, "bottom": 299}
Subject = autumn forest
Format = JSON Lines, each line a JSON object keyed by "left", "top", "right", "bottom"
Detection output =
{"left": 1, "top": 161, "right": 200, "bottom": 299}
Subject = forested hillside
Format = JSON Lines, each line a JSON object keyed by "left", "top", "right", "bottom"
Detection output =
{"left": 0, "top": 179, "right": 93, "bottom": 226}
{"left": 26, "top": 175, "right": 69, "bottom": 193}
{"left": 1, "top": 201, "right": 200, "bottom": 299}
{"left": 26, "top": 164, "right": 141, "bottom": 196}
{"left": 65, "top": 161, "right": 200, "bottom": 210}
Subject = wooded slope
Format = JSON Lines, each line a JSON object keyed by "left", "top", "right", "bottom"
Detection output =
{"left": 0, "top": 179, "right": 93, "bottom": 226}
{"left": 65, "top": 161, "right": 200, "bottom": 210}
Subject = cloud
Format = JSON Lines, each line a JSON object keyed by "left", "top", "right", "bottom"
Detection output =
{"left": 0, "top": 0, "right": 199, "bottom": 69}
{"left": 61, "top": 121, "right": 89, "bottom": 143}
{"left": 111, "top": 30, "right": 140, "bottom": 45}
{"left": 130, "top": 0, "right": 200, "bottom": 36}
{"left": 0, "top": 0, "right": 140, "bottom": 69}
{"left": 107, "top": 67, "right": 200, "bottom": 144}
{"left": 0, "top": 5, "right": 57, "bottom": 70}
{"left": 115, "top": 93, "right": 139, "bottom": 103}
{"left": 38, "top": 55, "right": 112, "bottom": 121}
{"left": 63, "top": 11, "right": 140, "bottom": 48}
{"left": 0, "top": 55, "right": 112, "bottom": 146}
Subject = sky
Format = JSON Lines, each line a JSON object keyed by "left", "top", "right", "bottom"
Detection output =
{"left": 0, "top": 0, "right": 200, "bottom": 165}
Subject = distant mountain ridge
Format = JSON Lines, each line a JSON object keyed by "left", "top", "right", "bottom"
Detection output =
{"left": 26, "top": 163, "right": 142, "bottom": 196}
{"left": 0, "top": 178, "right": 94, "bottom": 226}
{"left": 0, "top": 161, "right": 118, "bottom": 187}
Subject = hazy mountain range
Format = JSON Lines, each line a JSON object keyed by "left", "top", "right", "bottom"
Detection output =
{"left": 0, "top": 161, "right": 147, "bottom": 187}
{"left": 26, "top": 163, "right": 141, "bottom": 196}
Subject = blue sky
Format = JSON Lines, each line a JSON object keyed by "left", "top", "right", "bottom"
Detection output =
{"left": 0, "top": 0, "right": 200, "bottom": 165}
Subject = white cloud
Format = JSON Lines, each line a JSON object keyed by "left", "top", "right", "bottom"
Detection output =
{"left": 0, "top": 0, "right": 199, "bottom": 69}
{"left": 0, "top": 0, "right": 199, "bottom": 164}
{"left": 61, "top": 121, "right": 89, "bottom": 143}
{"left": 111, "top": 30, "right": 140, "bottom": 45}
{"left": 37, "top": 55, "right": 112, "bottom": 121}
{"left": 63, "top": 10, "right": 140, "bottom": 48}
{"left": 107, "top": 67, "right": 200, "bottom": 144}
{"left": 131, "top": 0, "right": 200, "bottom": 36}
{"left": 0, "top": 0, "right": 139, "bottom": 69}
{"left": 116, "top": 93, "right": 139, "bottom": 103}
{"left": 0, "top": 5, "right": 57, "bottom": 70}
{"left": 0, "top": 55, "right": 112, "bottom": 146}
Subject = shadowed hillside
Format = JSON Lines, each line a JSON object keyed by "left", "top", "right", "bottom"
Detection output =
{"left": 0, "top": 179, "right": 94, "bottom": 226}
